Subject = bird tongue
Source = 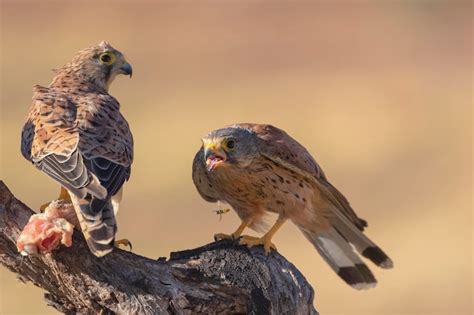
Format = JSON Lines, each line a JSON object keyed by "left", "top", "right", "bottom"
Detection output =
{"left": 206, "top": 155, "right": 224, "bottom": 172}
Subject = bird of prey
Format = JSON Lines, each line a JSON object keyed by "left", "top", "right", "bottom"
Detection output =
{"left": 21, "top": 41, "right": 134, "bottom": 257}
{"left": 192, "top": 123, "right": 393, "bottom": 289}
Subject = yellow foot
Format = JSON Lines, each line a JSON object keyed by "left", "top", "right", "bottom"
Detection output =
{"left": 239, "top": 235, "right": 277, "bottom": 255}
{"left": 214, "top": 222, "right": 248, "bottom": 242}
{"left": 40, "top": 187, "right": 71, "bottom": 212}
{"left": 115, "top": 239, "right": 133, "bottom": 251}
{"left": 39, "top": 202, "right": 50, "bottom": 212}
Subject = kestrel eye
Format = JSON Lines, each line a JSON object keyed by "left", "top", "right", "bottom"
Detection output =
{"left": 226, "top": 140, "right": 235, "bottom": 149}
{"left": 99, "top": 53, "right": 115, "bottom": 65}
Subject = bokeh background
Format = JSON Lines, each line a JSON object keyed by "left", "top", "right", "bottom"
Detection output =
{"left": 0, "top": 1, "right": 472, "bottom": 314}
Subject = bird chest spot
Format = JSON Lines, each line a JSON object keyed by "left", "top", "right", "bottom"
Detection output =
{"left": 36, "top": 129, "right": 48, "bottom": 141}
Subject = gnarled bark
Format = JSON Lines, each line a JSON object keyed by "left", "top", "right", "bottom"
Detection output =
{"left": 0, "top": 181, "right": 317, "bottom": 314}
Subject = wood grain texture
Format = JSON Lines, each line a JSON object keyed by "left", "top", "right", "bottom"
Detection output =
{"left": 0, "top": 181, "right": 317, "bottom": 314}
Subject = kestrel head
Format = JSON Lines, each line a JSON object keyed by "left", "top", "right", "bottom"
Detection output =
{"left": 202, "top": 127, "right": 259, "bottom": 172}
{"left": 54, "top": 41, "right": 132, "bottom": 91}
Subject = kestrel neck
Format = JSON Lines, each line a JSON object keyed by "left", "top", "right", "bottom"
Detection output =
{"left": 49, "top": 69, "right": 108, "bottom": 94}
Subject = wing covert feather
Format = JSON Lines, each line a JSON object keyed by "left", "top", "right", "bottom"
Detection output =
{"left": 234, "top": 123, "right": 367, "bottom": 230}
{"left": 21, "top": 86, "right": 132, "bottom": 201}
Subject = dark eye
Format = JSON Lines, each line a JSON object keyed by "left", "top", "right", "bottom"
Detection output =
{"left": 226, "top": 140, "right": 235, "bottom": 149}
{"left": 99, "top": 52, "right": 115, "bottom": 65}
{"left": 100, "top": 54, "right": 111, "bottom": 62}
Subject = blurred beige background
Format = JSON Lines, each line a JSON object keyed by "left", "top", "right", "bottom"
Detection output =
{"left": 0, "top": 1, "right": 472, "bottom": 314}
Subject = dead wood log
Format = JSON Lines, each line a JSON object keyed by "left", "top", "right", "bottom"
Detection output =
{"left": 0, "top": 181, "right": 317, "bottom": 314}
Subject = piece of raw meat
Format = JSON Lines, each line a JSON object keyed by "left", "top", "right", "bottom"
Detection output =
{"left": 16, "top": 200, "right": 77, "bottom": 256}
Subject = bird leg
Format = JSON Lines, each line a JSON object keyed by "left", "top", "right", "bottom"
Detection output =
{"left": 40, "top": 187, "right": 71, "bottom": 212}
{"left": 214, "top": 221, "right": 247, "bottom": 241}
{"left": 114, "top": 239, "right": 133, "bottom": 251}
{"left": 110, "top": 190, "right": 132, "bottom": 251}
{"left": 239, "top": 218, "right": 287, "bottom": 255}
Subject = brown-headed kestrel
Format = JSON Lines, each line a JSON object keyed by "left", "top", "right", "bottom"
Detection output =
{"left": 21, "top": 41, "right": 133, "bottom": 257}
{"left": 193, "top": 123, "right": 393, "bottom": 289}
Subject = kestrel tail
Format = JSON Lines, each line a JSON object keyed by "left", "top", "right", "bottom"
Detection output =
{"left": 192, "top": 123, "right": 393, "bottom": 289}
{"left": 20, "top": 41, "right": 134, "bottom": 257}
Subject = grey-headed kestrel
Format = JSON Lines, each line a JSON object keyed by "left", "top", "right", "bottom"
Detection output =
{"left": 21, "top": 41, "right": 133, "bottom": 257}
{"left": 192, "top": 123, "right": 393, "bottom": 289}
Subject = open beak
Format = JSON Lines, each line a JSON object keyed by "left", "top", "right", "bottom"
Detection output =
{"left": 119, "top": 62, "right": 133, "bottom": 78}
{"left": 204, "top": 146, "right": 226, "bottom": 172}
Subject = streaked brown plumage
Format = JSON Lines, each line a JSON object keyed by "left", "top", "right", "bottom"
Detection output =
{"left": 192, "top": 123, "right": 393, "bottom": 289}
{"left": 21, "top": 41, "right": 133, "bottom": 257}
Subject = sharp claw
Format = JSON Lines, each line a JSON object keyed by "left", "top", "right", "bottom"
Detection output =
{"left": 39, "top": 189, "right": 71, "bottom": 213}
{"left": 115, "top": 239, "right": 133, "bottom": 251}
{"left": 263, "top": 243, "right": 277, "bottom": 255}
{"left": 39, "top": 203, "right": 50, "bottom": 212}
{"left": 214, "top": 233, "right": 227, "bottom": 241}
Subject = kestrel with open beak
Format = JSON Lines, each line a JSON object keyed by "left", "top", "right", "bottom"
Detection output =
{"left": 192, "top": 123, "right": 393, "bottom": 289}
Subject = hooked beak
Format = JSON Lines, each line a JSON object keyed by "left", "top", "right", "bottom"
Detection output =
{"left": 119, "top": 62, "right": 133, "bottom": 78}
{"left": 204, "top": 146, "right": 226, "bottom": 172}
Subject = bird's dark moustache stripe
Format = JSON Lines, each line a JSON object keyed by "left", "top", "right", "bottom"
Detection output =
{"left": 104, "top": 65, "right": 112, "bottom": 82}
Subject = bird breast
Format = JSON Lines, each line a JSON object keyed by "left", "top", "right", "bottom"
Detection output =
{"left": 210, "top": 160, "right": 316, "bottom": 217}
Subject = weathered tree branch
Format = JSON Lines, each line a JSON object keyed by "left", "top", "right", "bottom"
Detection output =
{"left": 0, "top": 181, "right": 317, "bottom": 314}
